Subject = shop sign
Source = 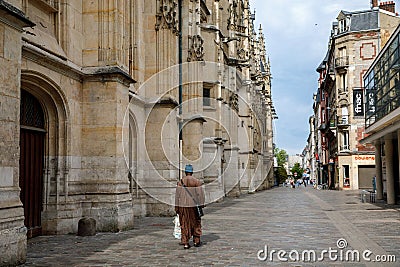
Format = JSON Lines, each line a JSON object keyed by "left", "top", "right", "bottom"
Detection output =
{"left": 353, "top": 155, "right": 375, "bottom": 161}
{"left": 366, "top": 90, "right": 375, "bottom": 116}
{"left": 353, "top": 89, "right": 364, "bottom": 116}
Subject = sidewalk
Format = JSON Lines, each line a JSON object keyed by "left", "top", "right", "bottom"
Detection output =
{"left": 21, "top": 187, "right": 400, "bottom": 266}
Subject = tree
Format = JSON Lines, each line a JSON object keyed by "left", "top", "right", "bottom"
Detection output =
{"left": 291, "top": 163, "right": 304, "bottom": 180}
{"left": 274, "top": 147, "right": 288, "bottom": 185}
{"left": 274, "top": 166, "right": 288, "bottom": 184}
{"left": 274, "top": 148, "right": 288, "bottom": 167}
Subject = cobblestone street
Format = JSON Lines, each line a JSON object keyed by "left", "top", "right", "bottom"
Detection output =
{"left": 22, "top": 187, "right": 400, "bottom": 266}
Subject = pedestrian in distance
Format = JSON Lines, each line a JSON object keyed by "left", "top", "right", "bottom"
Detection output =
{"left": 175, "top": 164, "right": 205, "bottom": 249}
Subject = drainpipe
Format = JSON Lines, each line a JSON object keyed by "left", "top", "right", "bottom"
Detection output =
{"left": 178, "top": 0, "right": 183, "bottom": 181}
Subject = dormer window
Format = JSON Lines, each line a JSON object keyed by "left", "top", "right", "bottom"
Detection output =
{"left": 338, "top": 17, "right": 350, "bottom": 33}
{"left": 339, "top": 19, "right": 346, "bottom": 32}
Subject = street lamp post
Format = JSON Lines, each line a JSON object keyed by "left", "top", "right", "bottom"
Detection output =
{"left": 328, "top": 158, "right": 335, "bottom": 189}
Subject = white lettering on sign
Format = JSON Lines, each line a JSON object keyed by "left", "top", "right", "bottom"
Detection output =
{"left": 355, "top": 93, "right": 363, "bottom": 114}
{"left": 368, "top": 93, "right": 375, "bottom": 113}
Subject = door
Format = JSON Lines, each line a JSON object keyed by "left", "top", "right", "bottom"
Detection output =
{"left": 20, "top": 90, "right": 46, "bottom": 238}
{"left": 358, "top": 165, "right": 375, "bottom": 189}
{"left": 20, "top": 129, "right": 45, "bottom": 238}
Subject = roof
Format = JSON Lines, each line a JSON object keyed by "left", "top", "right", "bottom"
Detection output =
{"left": 349, "top": 10, "right": 379, "bottom": 31}
{"left": 316, "top": 51, "right": 329, "bottom": 72}
{"left": 337, "top": 9, "right": 379, "bottom": 33}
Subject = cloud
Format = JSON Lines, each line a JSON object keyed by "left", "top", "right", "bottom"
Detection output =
{"left": 250, "top": 0, "right": 373, "bottom": 154}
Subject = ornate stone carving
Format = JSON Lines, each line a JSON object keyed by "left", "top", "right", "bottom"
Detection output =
{"left": 187, "top": 35, "right": 204, "bottom": 61}
{"left": 227, "top": 2, "right": 238, "bottom": 30}
{"left": 156, "top": 0, "right": 179, "bottom": 34}
{"left": 229, "top": 93, "right": 239, "bottom": 112}
{"left": 237, "top": 48, "right": 246, "bottom": 60}
{"left": 227, "top": 0, "right": 247, "bottom": 33}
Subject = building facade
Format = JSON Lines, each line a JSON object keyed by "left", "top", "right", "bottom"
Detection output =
{"left": 302, "top": 116, "right": 316, "bottom": 184}
{"left": 313, "top": 1, "right": 400, "bottom": 190}
{"left": 362, "top": 22, "right": 400, "bottom": 204}
{"left": 0, "top": 0, "right": 276, "bottom": 265}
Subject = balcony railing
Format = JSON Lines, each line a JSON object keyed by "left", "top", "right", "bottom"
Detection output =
{"left": 335, "top": 56, "right": 349, "bottom": 68}
{"left": 365, "top": 82, "right": 400, "bottom": 127}
{"left": 337, "top": 115, "right": 350, "bottom": 127}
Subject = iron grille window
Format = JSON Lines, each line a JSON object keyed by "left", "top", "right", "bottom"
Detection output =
{"left": 20, "top": 90, "right": 45, "bottom": 129}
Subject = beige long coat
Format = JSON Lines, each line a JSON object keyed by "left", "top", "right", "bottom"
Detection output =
{"left": 175, "top": 175, "right": 205, "bottom": 245}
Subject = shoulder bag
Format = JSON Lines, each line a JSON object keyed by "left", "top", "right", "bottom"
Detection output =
{"left": 181, "top": 179, "right": 204, "bottom": 219}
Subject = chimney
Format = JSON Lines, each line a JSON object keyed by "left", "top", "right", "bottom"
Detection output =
{"left": 379, "top": 1, "right": 396, "bottom": 14}
{"left": 372, "top": 0, "right": 378, "bottom": 8}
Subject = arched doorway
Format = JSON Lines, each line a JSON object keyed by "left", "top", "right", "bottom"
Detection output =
{"left": 20, "top": 90, "right": 46, "bottom": 238}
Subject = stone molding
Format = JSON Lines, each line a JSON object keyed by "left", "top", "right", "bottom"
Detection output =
{"left": 182, "top": 114, "right": 207, "bottom": 123}
{"left": 22, "top": 40, "right": 135, "bottom": 86}
{"left": 84, "top": 66, "right": 135, "bottom": 87}
{"left": 145, "top": 95, "right": 179, "bottom": 108}
{"left": 0, "top": 0, "right": 35, "bottom": 31}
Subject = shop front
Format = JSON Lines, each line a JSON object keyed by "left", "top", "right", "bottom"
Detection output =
{"left": 337, "top": 155, "right": 375, "bottom": 190}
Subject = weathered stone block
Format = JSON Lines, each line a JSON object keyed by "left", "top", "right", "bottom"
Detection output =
{"left": 0, "top": 167, "right": 13, "bottom": 187}
{"left": 0, "top": 226, "right": 26, "bottom": 266}
{"left": 77, "top": 217, "right": 96, "bottom": 236}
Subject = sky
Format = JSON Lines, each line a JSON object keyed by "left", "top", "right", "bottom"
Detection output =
{"left": 249, "top": 0, "right": 394, "bottom": 155}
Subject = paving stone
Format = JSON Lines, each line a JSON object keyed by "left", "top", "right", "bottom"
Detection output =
{"left": 20, "top": 187, "right": 400, "bottom": 266}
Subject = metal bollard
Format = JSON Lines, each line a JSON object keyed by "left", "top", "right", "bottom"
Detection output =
{"left": 370, "top": 191, "right": 376, "bottom": 203}
{"left": 361, "top": 190, "right": 367, "bottom": 203}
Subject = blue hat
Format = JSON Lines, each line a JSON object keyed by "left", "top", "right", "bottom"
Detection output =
{"left": 185, "top": 164, "right": 193, "bottom": 173}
